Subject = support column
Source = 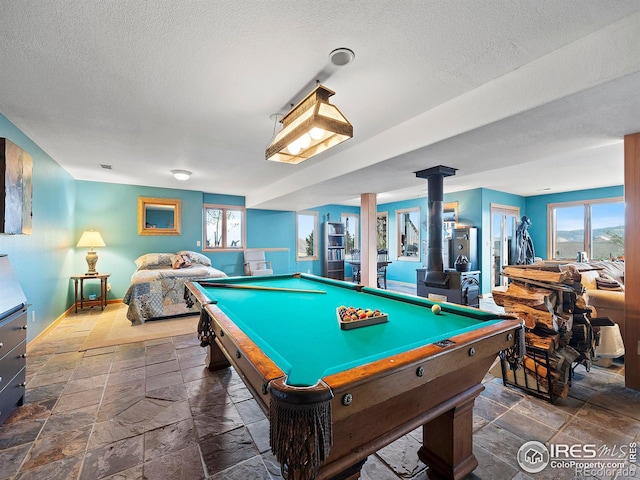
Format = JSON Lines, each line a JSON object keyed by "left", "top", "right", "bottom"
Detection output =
{"left": 624, "top": 132, "right": 640, "bottom": 390}
{"left": 360, "top": 193, "right": 377, "bottom": 287}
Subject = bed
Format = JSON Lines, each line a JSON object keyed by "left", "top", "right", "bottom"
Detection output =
{"left": 123, "top": 251, "right": 226, "bottom": 325}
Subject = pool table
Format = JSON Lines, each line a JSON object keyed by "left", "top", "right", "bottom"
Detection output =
{"left": 185, "top": 273, "right": 522, "bottom": 480}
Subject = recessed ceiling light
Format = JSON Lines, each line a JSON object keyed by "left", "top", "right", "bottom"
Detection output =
{"left": 329, "top": 48, "right": 355, "bottom": 66}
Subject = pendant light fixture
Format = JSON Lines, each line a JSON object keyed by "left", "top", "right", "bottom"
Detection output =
{"left": 266, "top": 84, "right": 353, "bottom": 165}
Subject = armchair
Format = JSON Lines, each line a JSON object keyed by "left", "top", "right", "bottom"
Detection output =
{"left": 577, "top": 261, "right": 625, "bottom": 344}
{"left": 244, "top": 250, "right": 273, "bottom": 276}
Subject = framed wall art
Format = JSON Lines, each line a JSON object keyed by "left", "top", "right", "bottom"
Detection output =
{"left": 1, "top": 138, "right": 33, "bottom": 235}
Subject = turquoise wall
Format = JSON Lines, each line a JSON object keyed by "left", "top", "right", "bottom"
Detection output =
{"left": 376, "top": 198, "right": 426, "bottom": 284}
{"left": 0, "top": 107, "right": 305, "bottom": 343}
{"left": 375, "top": 188, "right": 526, "bottom": 294}
{"left": 525, "top": 186, "right": 624, "bottom": 260}
{"left": 74, "top": 182, "right": 212, "bottom": 299}
{"left": 246, "top": 208, "right": 296, "bottom": 275}
{"left": 74, "top": 184, "right": 306, "bottom": 297}
{"left": 0, "top": 114, "right": 76, "bottom": 341}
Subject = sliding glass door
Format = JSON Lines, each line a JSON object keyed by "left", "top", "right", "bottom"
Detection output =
{"left": 491, "top": 204, "right": 519, "bottom": 288}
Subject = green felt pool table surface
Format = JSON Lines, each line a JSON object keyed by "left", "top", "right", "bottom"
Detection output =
{"left": 192, "top": 274, "right": 504, "bottom": 386}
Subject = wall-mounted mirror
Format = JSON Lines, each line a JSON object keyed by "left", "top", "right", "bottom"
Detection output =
{"left": 138, "top": 197, "right": 181, "bottom": 236}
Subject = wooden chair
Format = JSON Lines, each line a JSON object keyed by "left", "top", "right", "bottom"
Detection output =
{"left": 244, "top": 250, "right": 273, "bottom": 276}
{"left": 377, "top": 250, "right": 389, "bottom": 289}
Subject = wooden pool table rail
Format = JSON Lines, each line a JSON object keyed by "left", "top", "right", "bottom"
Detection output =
{"left": 185, "top": 279, "right": 523, "bottom": 480}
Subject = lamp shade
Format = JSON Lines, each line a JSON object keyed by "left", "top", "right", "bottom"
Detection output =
{"left": 77, "top": 231, "right": 106, "bottom": 249}
{"left": 266, "top": 84, "right": 353, "bottom": 165}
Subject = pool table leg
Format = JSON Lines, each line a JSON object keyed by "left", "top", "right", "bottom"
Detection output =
{"left": 324, "top": 458, "right": 367, "bottom": 480}
{"left": 417, "top": 394, "right": 478, "bottom": 480}
{"left": 206, "top": 342, "right": 231, "bottom": 371}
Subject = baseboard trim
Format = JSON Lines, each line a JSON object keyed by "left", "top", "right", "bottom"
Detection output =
{"left": 28, "top": 298, "right": 124, "bottom": 347}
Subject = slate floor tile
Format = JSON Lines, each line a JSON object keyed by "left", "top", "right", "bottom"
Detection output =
{"left": 493, "top": 409, "right": 557, "bottom": 443}
{"left": 143, "top": 444, "right": 205, "bottom": 480}
{"left": 0, "top": 418, "right": 45, "bottom": 449}
{"left": 40, "top": 404, "right": 99, "bottom": 438}
{"left": 0, "top": 443, "right": 32, "bottom": 479}
{"left": 200, "top": 427, "right": 259, "bottom": 476}
{"left": 144, "top": 418, "right": 197, "bottom": 460}
{"left": 21, "top": 425, "right": 91, "bottom": 471}
{"left": 193, "top": 401, "right": 244, "bottom": 439}
{"left": 80, "top": 434, "right": 144, "bottom": 480}
{"left": 210, "top": 454, "right": 271, "bottom": 480}
{"left": 14, "top": 453, "right": 83, "bottom": 480}
{"left": 377, "top": 433, "right": 427, "bottom": 478}
{"left": 52, "top": 386, "right": 104, "bottom": 413}
{"left": 146, "top": 359, "right": 179, "bottom": 377}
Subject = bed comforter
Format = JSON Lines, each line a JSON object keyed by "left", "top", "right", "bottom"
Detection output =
{"left": 123, "top": 265, "right": 226, "bottom": 325}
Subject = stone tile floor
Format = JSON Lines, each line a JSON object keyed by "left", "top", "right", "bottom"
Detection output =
{"left": 0, "top": 286, "right": 638, "bottom": 479}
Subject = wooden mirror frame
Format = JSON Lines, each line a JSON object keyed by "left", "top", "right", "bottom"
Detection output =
{"left": 138, "top": 197, "right": 182, "bottom": 236}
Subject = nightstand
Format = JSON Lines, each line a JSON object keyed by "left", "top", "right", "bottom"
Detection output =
{"left": 71, "top": 273, "right": 110, "bottom": 313}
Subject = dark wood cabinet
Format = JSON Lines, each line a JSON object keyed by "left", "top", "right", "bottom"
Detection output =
{"left": 0, "top": 305, "right": 27, "bottom": 425}
{"left": 0, "top": 254, "right": 27, "bottom": 425}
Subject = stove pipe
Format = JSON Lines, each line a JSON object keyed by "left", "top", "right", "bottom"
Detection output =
{"left": 415, "top": 166, "right": 457, "bottom": 287}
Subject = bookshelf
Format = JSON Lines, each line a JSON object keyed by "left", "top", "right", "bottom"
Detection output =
{"left": 323, "top": 221, "right": 345, "bottom": 280}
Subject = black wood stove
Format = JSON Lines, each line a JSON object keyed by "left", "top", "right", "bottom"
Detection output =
{"left": 415, "top": 166, "right": 480, "bottom": 307}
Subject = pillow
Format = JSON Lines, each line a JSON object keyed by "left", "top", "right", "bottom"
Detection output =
{"left": 177, "top": 250, "right": 211, "bottom": 266}
{"left": 135, "top": 253, "right": 174, "bottom": 270}
{"left": 595, "top": 274, "right": 624, "bottom": 292}
{"left": 172, "top": 253, "right": 192, "bottom": 269}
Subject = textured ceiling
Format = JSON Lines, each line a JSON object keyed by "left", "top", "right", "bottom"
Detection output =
{"left": 1, "top": 1, "right": 639, "bottom": 210}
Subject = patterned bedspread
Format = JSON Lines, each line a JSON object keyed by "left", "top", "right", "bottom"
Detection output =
{"left": 123, "top": 265, "right": 226, "bottom": 325}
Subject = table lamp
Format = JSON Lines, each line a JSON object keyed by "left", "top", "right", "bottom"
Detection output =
{"left": 77, "top": 230, "right": 106, "bottom": 275}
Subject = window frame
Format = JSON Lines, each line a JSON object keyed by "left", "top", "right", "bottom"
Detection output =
{"left": 296, "top": 210, "right": 319, "bottom": 261}
{"left": 377, "top": 212, "right": 388, "bottom": 252}
{"left": 341, "top": 212, "right": 359, "bottom": 259}
{"left": 547, "top": 197, "right": 624, "bottom": 261}
{"left": 396, "top": 207, "right": 421, "bottom": 261}
{"left": 202, "top": 204, "right": 246, "bottom": 251}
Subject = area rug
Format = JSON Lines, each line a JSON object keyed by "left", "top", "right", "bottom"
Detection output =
{"left": 79, "top": 304, "right": 199, "bottom": 351}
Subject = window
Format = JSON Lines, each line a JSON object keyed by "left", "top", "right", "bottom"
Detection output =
{"left": 203, "top": 205, "right": 245, "bottom": 250}
{"left": 296, "top": 211, "right": 318, "bottom": 260}
{"left": 377, "top": 212, "right": 388, "bottom": 251}
{"left": 548, "top": 198, "right": 624, "bottom": 261}
{"left": 341, "top": 213, "right": 359, "bottom": 257}
{"left": 397, "top": 208, "right": 420, "bottom": 259}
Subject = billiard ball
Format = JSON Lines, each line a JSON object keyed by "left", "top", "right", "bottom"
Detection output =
{"left": 431, "top": 304, "right": 442, "bottom": 315}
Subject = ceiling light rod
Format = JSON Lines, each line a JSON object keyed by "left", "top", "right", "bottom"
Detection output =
{"left": 266, "top": 84, "right": 353, "bottom": 165}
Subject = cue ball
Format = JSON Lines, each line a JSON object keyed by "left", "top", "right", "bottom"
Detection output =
{"left": 431, "top": 304, "right": 441, "bottom": 315}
